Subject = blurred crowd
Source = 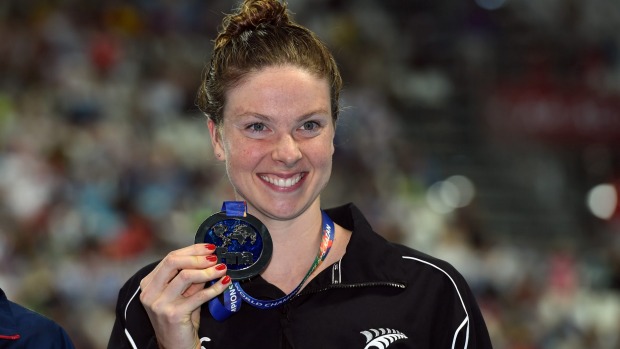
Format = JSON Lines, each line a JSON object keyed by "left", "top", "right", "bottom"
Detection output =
{"left": 1, "top": 0, "right": 620, "bottom": 348}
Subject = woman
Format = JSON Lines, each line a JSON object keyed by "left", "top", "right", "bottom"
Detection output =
{"left": 108, "top": 0, "right": 493, "bottom": 348}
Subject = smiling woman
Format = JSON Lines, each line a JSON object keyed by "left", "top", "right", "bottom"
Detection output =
{"left": 210, "top": 65, "right": 335, "bottom": 221}
{"left": 107, "top": 1, "right": 493, "bottom": 348}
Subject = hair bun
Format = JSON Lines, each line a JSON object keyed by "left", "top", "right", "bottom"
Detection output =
{"left": 219, "top": 0, "right": 290, "bottom": 44}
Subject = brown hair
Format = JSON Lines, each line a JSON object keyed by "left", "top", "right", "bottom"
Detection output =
{"left": 196, "top": 0, "right": 342, "bottom": 126}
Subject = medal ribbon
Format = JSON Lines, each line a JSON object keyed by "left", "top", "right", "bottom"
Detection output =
{"left": 208, "top": 201, "right": 335, "bottom": 321}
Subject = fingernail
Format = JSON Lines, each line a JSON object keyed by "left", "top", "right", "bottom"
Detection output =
{"left": 215, "top": 263, "right": 227, "bottom": 271}
{"left": 221, "top": 275, "right": 231, "bottom": 285}
{"left": 205, "top": 244, "right": 216, "bottom": 250}
{"left": 206, "top": 255, "right": 218, "bottom": 262}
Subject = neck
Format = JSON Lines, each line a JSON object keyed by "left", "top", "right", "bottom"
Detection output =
{"left": 248, "top": 200, "right": 324, "bottom": 247}
{"left": 252, "top": 203, "right": 326, "bottom": 293}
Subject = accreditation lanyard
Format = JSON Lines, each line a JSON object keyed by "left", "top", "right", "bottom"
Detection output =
{"left": 208, "top": 204, "right": 335, "bottom": 321}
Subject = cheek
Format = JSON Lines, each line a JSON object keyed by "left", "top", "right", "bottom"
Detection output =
{"left": 223, "top": 134, "right": 252, "bottom": 158}
{"left": 223, "top": 139, "right": 263, "bottom": 172}
{"left": 315, "top": 145, "right": 334, "bottom": 189}
{"left": 310, "top": 140, "right": 334, "bottom": 169}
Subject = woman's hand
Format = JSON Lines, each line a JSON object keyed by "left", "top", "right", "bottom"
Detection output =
{"left": 139, "top": 243, "right": 231, "bottom": 349}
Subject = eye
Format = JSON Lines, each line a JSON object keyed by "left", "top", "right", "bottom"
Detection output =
{"left": 248, "top": 123, "right": 266, "bottom": 132}
{"left": 301, "top": 121, "right": 320, "bottom": 131}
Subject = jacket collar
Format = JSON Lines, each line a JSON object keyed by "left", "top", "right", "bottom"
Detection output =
{"left": 323, "top": 203, "right": 408, "bottom": 285}
{"left": 0, "top": 289, "right": 21, "bottom": 340}
{"left": 227, "top": 203, "right": 407, "bottom": 299}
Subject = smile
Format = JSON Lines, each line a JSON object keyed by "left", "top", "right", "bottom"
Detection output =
{"left": 259, "top": 173, "right": 304, "bottom": 188}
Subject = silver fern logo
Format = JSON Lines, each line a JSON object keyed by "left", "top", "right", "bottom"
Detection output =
{"left": 200, "top": 337, "right": 211, "bottom": 349}
{"left": 360, "top": 328, "right": 408, "bottom": 349}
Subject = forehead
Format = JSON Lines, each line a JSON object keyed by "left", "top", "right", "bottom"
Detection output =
{"left": 223, "top": 65, "right": 331, "bottom": 120}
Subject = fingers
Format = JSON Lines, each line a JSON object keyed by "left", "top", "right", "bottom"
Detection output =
{"left": 175, "top": 275, "right": 233, "bottom": 313}
{"left": 167, "top": 263, "right": 227, "bottom": 298}
{"left": 143, "top": 273, "right": 232, "bottom": 321}
{"left": 140, "top": 274, "right": 232, "bottom": 349}
{"left": 143, "top": 244, "right": 218, "bottom": 290}
{"left": 140, "top": 243, "right": 225, "bottom": 307}
{"left": 137, "top": 244, "right": 232, "bottom": 349}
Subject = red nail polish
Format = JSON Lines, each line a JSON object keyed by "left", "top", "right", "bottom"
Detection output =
{"left": 221, "top": 275, "right": 231, "bottom": 285}
{"left": 206, "top": 255, "right": 218, "bottom": 262}
{"left": 215, "top": 263, "right": 226, "bottom": 271}
{"left": 205, "top": 244, "right": 216, "bottom": 250}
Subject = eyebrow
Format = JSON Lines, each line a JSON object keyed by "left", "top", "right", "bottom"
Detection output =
{"left": 295, "top": 109, "right": 331, "bottom": 121}
{"left": 235, "top": 109, "right": 331, "bottom": 122}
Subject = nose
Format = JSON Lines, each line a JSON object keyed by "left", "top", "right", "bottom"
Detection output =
{"left": 272, "top": 134, "right": 302, "bottom": 166}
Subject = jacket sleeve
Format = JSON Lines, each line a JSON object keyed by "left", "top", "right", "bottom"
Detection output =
{"left": 54, "top": 326, "right": 77, "bottom": 349}
{"left": 107, "top": 262, "right": 160, "bottom": 349}
{"left": 463, "top": 289, "right": 494, "bottom": 349}
{"left": 434, "top": 262, "right": 493, "bottom": 349}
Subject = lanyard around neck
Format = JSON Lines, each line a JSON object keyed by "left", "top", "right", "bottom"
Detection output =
{"left": 207, "top": 202, "right": 335, "bottom": 321}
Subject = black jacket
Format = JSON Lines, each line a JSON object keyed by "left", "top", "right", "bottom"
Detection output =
{"left": 108, "top": 203, "right": 493, "bottom": 349}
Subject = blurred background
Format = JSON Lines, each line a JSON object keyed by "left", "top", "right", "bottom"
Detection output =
{"left": 1, "top": 0, "right": 620, "bottom": 348}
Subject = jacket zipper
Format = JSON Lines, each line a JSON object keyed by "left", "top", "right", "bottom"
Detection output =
{"left": 297, "top": 281, "right": 406, "bottom": 298}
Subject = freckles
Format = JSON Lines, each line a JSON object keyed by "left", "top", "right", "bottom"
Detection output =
{"left": 223, "top": 135, "right": 252, "bottom": 159}
{"left": 230, "top": 143, "right": 261, "bottom": 165}
{"left": 240, "top": 145, "right": 258, "bottom": 159}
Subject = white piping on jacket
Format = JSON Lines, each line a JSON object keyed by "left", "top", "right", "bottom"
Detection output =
{"left": 124, "top": 286, "right": 142, "bottom": 349}
{"left": 402, "top": 256, "right": 470, "bottom": 349}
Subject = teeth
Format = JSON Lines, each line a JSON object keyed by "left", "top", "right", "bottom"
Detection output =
{"left": 261, "top": 174, "right": 302, "bottom": 188}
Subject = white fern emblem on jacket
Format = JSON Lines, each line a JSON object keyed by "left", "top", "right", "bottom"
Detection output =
{"left": 360, "top": 328, "right": 408, "bottom": 349}
{"left": 200, "top": 337, "right": 211, "bottom": 349}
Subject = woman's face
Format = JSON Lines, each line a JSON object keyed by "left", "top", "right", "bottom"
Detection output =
{"left": 209, "top": 65, "right": 335, "bottom": 221}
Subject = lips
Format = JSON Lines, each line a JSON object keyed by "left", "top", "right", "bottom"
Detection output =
{"left": 259, "top": 173, "right": 304, "bottom": 188}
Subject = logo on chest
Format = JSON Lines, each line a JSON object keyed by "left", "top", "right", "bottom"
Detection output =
{"left": 360, "top": 328, "right": 408, "bottom": 349}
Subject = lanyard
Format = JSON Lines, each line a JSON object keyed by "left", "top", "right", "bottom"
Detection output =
{"left": 208, "top": 202, "right": 335, "bottom": 321}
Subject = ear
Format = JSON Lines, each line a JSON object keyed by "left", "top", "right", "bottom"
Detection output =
{"left": 207, "top": 119, "right": 225, "bottom": 161}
